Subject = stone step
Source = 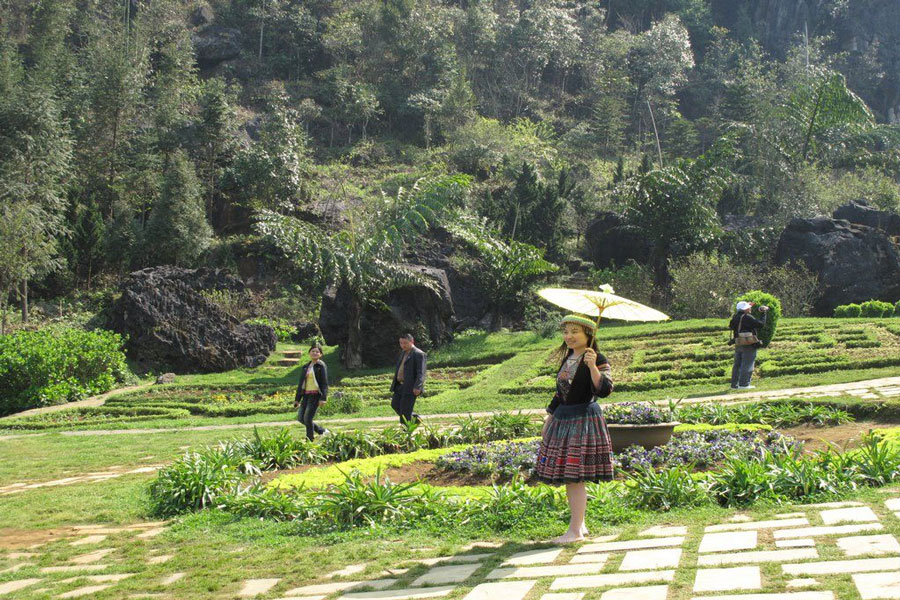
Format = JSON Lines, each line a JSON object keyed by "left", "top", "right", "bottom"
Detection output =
{"left": 282, "top": 351, "right": 305, "bottom": 358}
{"left": 277, "top": 358, "right": 301, "bottom": 367}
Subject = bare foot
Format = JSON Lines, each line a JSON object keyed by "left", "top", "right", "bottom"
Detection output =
{"left": 551, "top": 531, "right": 585, "bottom": 544}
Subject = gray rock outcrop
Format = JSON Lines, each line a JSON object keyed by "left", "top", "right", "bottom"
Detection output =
{"left": 192, "top": 25, "right": 242, "bottom": 68}
{"left": 107, "top": 266, "right": 276, "bottom": 373}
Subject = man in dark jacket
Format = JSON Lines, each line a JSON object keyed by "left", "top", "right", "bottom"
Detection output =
{"left": 729, "top": 301, "right": 768, "bottom": 389}
{"left": 390, "top": 333, "right": 426, "bottom": 424}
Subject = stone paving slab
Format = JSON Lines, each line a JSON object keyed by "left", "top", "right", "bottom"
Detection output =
{"left": 783, "top": 557, "right": 900, "bottom": 576}
{"left": 576, "top": 536, "right": 684, "bottom": 554}
{"left": 689, "top": 593, "right": 834, "bottom": 600}
{"left": 884, "top": 498, "right": 900, "bottom": 511}
{"left": 693, "top": 566, "right": 761, "bottom": 592}
{"left": 58, "top": 584, "right": 113, "bottom": 598}
{"left": 706, "top": 517, "right": 809, "bottom": 532}
{"left": 327, "top": 564, "right": 367, "bottom": 578}
{"left": 777, "top": 539, "right": 816, "bottom": 548}
{"left": 462, "top": 580, "right": 536, "bottom": 600}
{"left": 852, "top": 571, "right": 900, "bottom": 599}
{"left": 284, "top": 580, "right": 398, "bottom": 596}
{"left": 774, "top": 523, "right": 884, "bottom": 539}
{"left": 59, "top": 574, "right": 133, "bottom": 584}
{"left": 238, "top": 578, "right": 282, "bottom": 597}
{"left": 697, "top": 548, "right": 818, "bottom": 566}
{"left": 618, "top": 548, "right": 682, "bottom": 571}
{"left": 160, "top": 573, "right": 185, "bottom": 585}
{"left": 549, "top": 570, "right": 675, "bottom": 591}
{"left": 339, "top": 586, "right": 456, "bottom": 599}
{"left": 0, "top": 579, "right": 41, "bottom": 594}
{"left": 69, "top": 548, "right": 115, "bottom": 564}
{"left": 412, "top": 563, "right": 481, "bottom": 586}
{"left": 540, "top": 594, "right": 584, "bottom": 600}
{"left": 787, "top": 578, "right": 819, "bottom": 588}
{"left": 502, "top": 548, "right": 563, "bottom": 565}
{"left": 487, "top": 563, "right": 604, "bottom": 580}
{"left": 638, "top": 525, "right": 687, "bottom": 537}
{"left": 837, "top": 534, "right": 900, "bottom": 557}
{"left": 819, "top": 507, "right": 879, "bottom": 525}
{"left": 41, "top": 565, "right": 109, "bottom": 574}
{"left": 70, "top": 535, "right": 107, "bottom": 546}
{"left": 568, "top": 553, "right": 610, "bottom": 564}
{"left": 805, "top": 502, "right": 866, "bottom": 509}
{"left": 600, "top": 586, "right": 669, "bottom": 600}
{"left": 699, "top": 531, "right": 758, "bottom": 553}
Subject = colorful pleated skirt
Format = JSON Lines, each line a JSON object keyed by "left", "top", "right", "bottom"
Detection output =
{"left": 534, "top": 401, "right": 614, "bottom": 485}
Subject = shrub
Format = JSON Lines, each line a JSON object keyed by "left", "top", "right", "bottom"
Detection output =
{"left": 149, "top": 446, "right": 249, "bottom": 516}
{"left": 240, "top": 427, "right": 324, "bottom": 470}
{"left": 0, "top": 328, "right": 129, "bottom": 416}
{"left": 671, "top": 253, "right": 761, "bottom": 318}
{"left": 834, "top": 304, "right": 861, "bottom": 318}
{"left": 734, "top": 290, "right": 781, "bottom": 346}
{"left": 860, "top": 300, "right": 895, "bottom": 318}
{"left": 707, "top": 456, "right": 776, "bottom": 506}
{"left": 895, "top": 301, "right": 900, "bottom": 317}
{"left": 625, "top": 465, "right": 709, "bottom": 511}
{"left": 313, "top": 468, "right": 429, "bottom": 527}
{"left": 244, "top": 317, "right": 296, "bottom": 342}
{"left": 317, "top": 390, "right": 363, "bottom": 417}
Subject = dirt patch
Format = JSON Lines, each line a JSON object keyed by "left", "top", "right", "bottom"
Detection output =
{"left": 780, "top": 420, "right": 887, "bottom": 453}
{"left": 0, "top": 527, "right": 78, "bottom": 550}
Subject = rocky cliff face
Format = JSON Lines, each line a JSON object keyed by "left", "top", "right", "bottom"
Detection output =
{"left": 711, "top": 0, "right": 900, "bottom": 123}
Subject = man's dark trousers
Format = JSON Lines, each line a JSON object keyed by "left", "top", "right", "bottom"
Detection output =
{"left": 391, "top": 389, "right": 418, "bottom": 424}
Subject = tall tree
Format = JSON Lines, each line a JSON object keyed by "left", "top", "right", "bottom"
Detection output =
{"left": 0, "top": 82, "right": 72, "bottom": 322}
{"left": 144, "top": 151, "right": 212, "bottom": 267}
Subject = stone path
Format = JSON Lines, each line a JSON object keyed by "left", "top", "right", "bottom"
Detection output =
{"left": 7, "top": 497, "right": 900, "bottom": 599}
{"left": 3, "top": 376, "right": 899, "bottom": 440}
{"left": 0, "top": 465, "right": 163, "bottom": 496}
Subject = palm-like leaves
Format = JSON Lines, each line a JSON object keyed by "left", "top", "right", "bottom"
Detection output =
{"left": 254, "top": 175, "right": 469, "bottom": 366}
{"left": 445, "top": 212, "right": 556, "bottom": 326}
{"left": 781, "top": 69, "right": 875, "bottom": 164}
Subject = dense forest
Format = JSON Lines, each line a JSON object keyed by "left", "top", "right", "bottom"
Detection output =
{"left": 2, "top": 0, "right": 900, "bottom": 338}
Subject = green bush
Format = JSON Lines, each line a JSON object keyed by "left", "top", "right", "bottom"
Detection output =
{"left": 735, "top": 290, "right": 781, "bottom": 346}
{"left": 318, "top": 390, "right": 363, "bottom": 416}
{"left": 625, "top": 465, "right": 709, "bottom": 511}
{"left": 833, "top": 304, "right": 861, "bottom": 318}
{"left": 0, "top": 328, "right": 129, "bottom": 416}
{"left": 860, "top": 300, "right": 895, "bottom": 318}
{"left": 244, "top": 317, "right": 296, "bottom": 342}
{"left": 895, "top": 301, "right": 900, "bottom": 317}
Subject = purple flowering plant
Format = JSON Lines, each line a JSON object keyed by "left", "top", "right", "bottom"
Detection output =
{"left": 435, "top": 429, "right": 799, "bottom": 478}
{"left": 603, "top": 402, "right": 674, "bottom": 425}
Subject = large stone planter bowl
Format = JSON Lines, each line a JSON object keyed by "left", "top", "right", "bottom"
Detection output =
{"left": 606, "top": 422, "right": 680, "bottom": 452}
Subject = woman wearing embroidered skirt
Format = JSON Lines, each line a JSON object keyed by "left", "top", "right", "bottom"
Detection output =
{"left": 535, "top": 314, "right": 614, "bottom": 544}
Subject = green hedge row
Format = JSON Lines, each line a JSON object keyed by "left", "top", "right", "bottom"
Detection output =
{"left": 834, "top": 300, "right": 899, "bottom": 318}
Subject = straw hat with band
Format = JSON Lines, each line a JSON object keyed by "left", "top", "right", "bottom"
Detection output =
{"left": 561, "top": 314, "right": 596, "bottom": 332}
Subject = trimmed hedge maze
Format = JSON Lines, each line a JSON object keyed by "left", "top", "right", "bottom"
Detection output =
{"left": 499, "top": 320, "right": 900, "bottom": 397}
{"left": 0, "top": 364, "right": 500, "bottom": 430}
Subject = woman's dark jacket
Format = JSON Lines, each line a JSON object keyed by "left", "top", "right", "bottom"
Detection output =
{"left": 295, "top": 361, "right": 329, "bottom": 402}
{"left": 547, "top": 350, "right": 613, "bottom": 414}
